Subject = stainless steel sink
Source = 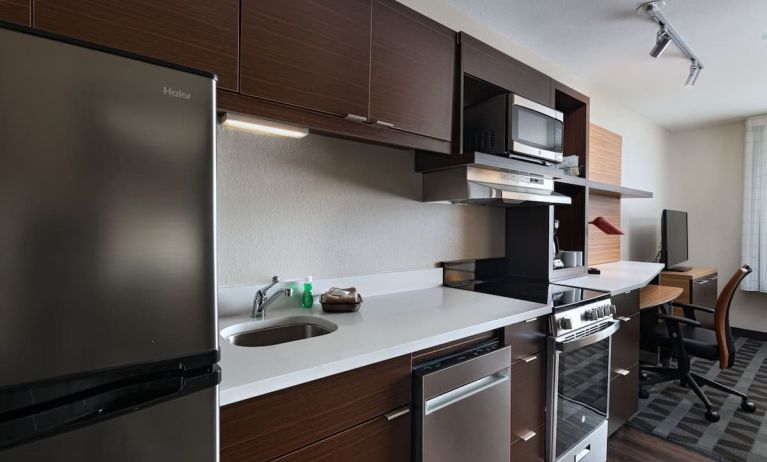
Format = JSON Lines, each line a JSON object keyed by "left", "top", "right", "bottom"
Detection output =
{"left": 220, "top": 316, "right": 337, "bottom": 347}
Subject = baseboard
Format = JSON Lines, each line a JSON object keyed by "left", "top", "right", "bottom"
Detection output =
{"left": 732, "top": 327, "right": 767, "bottom": 340}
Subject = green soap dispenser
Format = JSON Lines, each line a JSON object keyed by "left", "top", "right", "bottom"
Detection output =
{"left": 301, "top": 276, "right": 313, "bottom": 308}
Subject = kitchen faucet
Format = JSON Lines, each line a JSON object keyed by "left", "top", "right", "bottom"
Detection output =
{"left": 252, "top": 276, "right": 293, "bottom": 320}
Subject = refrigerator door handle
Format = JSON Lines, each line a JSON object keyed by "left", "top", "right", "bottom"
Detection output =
{"left": 0, "top": 367, "right": 219, "bottom": 451}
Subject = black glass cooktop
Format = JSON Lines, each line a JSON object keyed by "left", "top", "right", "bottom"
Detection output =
{"left": 448, "top": 278, "right": 607, "bottom": 312}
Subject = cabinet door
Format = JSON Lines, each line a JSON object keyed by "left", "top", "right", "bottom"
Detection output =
{"left": 510, "top": 355, "right": 545, "bottom": 444}
{"left": 369, "top": 0, "right": 454, "bottom": 140}
{"left": 611, "top": 314, "right": 639, "bottom": 379}
{"left": 608, "top": 364, "right": 639, "bottom": 435}
{"left": 273, "top": 410, "right": 411, "bottom": 462}
{"left": 0, "top": 0, "right": 29, "bottom": 25}
{"left": 33, "top": 0, "right": 239, "bottom": 90}
{"left": 240, "top": 0, "right": 371, "bottom": 119}
{"left": 461, "top": 33, "right": 552, "bottom": 107}
{"left": 509, "top": 423, "right": 544, "bottom": 462}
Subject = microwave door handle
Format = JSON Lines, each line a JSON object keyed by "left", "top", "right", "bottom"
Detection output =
{"left": 511, "top": 94, "right": 563, "bottom": 121}
{"left": 556, "top": 320, "right": 620, "bottom": 353}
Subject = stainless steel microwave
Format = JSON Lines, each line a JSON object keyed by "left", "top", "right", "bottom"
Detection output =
{"left": 464, "top": 93, "right": 564, "bottom": 164}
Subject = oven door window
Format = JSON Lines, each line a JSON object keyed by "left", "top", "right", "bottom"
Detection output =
{"left": 511, "top": 105, "right": 563, "bottom": 152}
{"left": 555, "top": 336, "right": 610, "bottom": 458}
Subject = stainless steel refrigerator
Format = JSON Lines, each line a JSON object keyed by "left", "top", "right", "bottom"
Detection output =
{"left": 0, "top": 22, "right": 219, "bottom": 461}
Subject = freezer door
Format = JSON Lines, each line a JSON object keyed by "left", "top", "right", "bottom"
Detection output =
{"left": 1, "top": 384, "right": 218, "bottom": 462}
{"left": 0, "top": 26, "right": 216, "bottom": 387}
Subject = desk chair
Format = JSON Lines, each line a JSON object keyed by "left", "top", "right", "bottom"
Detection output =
{"left": 639, "top": 265, "right": 755, "bottom": 422}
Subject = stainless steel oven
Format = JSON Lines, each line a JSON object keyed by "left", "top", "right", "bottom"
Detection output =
{"left": 464, "top": 93, "right": 564, "bottom": 165}
{"left": 546, "top": 298, "right": 619, "bottom": 462}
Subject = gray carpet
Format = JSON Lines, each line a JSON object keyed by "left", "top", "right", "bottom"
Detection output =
{"left": 629, "top": 337, "right": 767, "bottom": 462}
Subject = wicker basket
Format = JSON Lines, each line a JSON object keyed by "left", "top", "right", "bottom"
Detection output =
{"left": 320, "top": 293, "right": 363, "bottom": 313}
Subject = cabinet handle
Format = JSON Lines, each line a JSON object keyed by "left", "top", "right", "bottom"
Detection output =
{"left": 519, "top": 430, "right": 536, "bottom": 442}
{"left": 710, "top": 276, "right": 718, "bottom": 281}
{"left": 371, "top": 120, "right": 395, "bottom": 128}
{"left": 615, "top": 368, "right": 630, "bottom": 376}
{"left": 524, "top": 317, "right": 538, "bottom": 323}
{"left": 384, "top": 406, "right": 410, "bottom": 421}
{"left": 344, "top": 113, "right": 367, "bottom": 123}
{"left": 617, "top": 316, "right": 631, "bottom": 322}
{"left": 695, "top": 280, "right": 709, "bottom": 285}
{"left": 522, "top": 355, "right": 538, "bottom": 363}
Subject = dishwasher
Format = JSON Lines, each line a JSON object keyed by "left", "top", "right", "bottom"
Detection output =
{"left": 412, "top": 340, "right": 511, "bottom": 462}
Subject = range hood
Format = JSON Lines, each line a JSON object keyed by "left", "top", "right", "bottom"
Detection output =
{"left": 422, "top": 166, "right": 571, "bottom": 206}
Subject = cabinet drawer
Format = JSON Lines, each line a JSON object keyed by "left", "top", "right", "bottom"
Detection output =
{"left": 221, "top": 356, "right": 411, "bottom": 462}
{"left": 608, "top": 364, "right": 639, "bottom": 436}
{"left": 612, "top": 289, "right": 639, "bottom": 318}
{"left": 509, "top": 423, "right": 545, "bottom": 462}
{"left": 505, "top": 316, "right": 547, "bottom": 362}
{"left": 272, "top": 408, "right": 411, "bottom": 462}
{"left": 510, "top": 354, "right": 545, "bottom": 443}
{"left": 611, "top": 314, "right": 639, "bottom": 379}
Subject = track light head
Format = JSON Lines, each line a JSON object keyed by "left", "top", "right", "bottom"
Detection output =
{"left": 650, "top": 27, "right": 671, "bottom": 58}
{"left": 685, "top": 61, "right": 702, "bottom": 86}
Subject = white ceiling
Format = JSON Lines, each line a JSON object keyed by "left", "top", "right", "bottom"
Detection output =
{"left": 446, "top": 0, "right": 767, "bottom": 129}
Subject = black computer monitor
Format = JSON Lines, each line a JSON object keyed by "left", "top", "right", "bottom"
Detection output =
{"left": 661, "top": 209, "right": 691, "bottom": 272}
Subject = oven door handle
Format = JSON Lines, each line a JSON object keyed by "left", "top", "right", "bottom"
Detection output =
{"left": 556, "top": 320, "right": 620, "bottom": 353}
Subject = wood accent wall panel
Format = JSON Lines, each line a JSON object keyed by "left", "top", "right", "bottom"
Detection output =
{"left": 221, "top": 356, "right": 411, "bottom": 462}
{"left": 33, "top": 0, "right": 239, "bottom": 90}
{"left": 588, "top": 124, "right": 622, "bottom": 185}
{"left": 588, "top": 193, "right": 621, "bottom": 265}
{"left": 240, "top": 0, "right": 371, "bottom": 118}
{"left": 0, "top": 0, "right": 30, "bottom": 25}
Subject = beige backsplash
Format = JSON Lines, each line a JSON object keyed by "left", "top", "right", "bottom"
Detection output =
{"left": 216, "top": 127, "right": 505, "bottom": 287}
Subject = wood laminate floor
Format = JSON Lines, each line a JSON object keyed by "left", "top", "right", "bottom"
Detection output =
{"left": 607, "top": 427, "right": 717, "bottom": 462}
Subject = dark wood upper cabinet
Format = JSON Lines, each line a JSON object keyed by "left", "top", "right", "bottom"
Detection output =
{"left": 0, "top": 0, "right": 30, "bottom": 26}
{"left": 461, "top": 32, "right": 552, "bottom": 107}
{"left": 369, "top": 0, "right": 454, "bottom": 141}
{"left": 33, "top": 0, "right": 239, "bottom": 90}
{"left": 240, "top": 0, "right": 371, "bottom": 119}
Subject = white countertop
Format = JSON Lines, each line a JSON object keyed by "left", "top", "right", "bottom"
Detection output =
{"left": 218, "top": 286, "right": 549, "bottom": 406}
{"left": 559, "top": 261, "right": 664, "bottom": 294}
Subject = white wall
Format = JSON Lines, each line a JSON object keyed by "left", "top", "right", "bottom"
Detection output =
{"left": 217, "top": 0, "right": 672, "bottom": 287}
{"left": 667, "top": 121, "right": 767, "bottom": 330}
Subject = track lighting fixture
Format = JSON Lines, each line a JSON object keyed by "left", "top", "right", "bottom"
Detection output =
{"left": 638, "top": 1, "right": 704, "bottom": 86}
{"left": 649, "top": 26, "right": 671, "bottom": 58}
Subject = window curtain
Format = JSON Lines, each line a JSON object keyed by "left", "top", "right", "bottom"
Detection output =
{"left": 742, "top": 115, "right": 767, "bottom": 292}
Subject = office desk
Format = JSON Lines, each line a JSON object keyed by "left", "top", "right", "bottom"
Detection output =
{"left": 639, "top": 285, "right": 684, "bottom": 311}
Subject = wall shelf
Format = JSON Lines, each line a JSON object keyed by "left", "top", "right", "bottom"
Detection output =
{"left": 588, "top": 181, "right": 653, "bottom": 199}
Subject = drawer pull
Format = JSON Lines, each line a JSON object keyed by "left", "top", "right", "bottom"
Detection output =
{"left": 617, "top": 316, "right": 631, "bottom": 322}
{"left": 695, "top": 280, "right": 709, "bottom": 285}
{"left": 384, "top": 407, "right": 410, "bottom": 421}
{"left": 519, "top": 430, "right": 536, "bottom": 442}
{"left": 344, "top": 113, "right": 367, "bottom": 123}
{"left": 372, "top": 120, "right": 395, "bottom": 128}
{"left": 522, "top": 355, "right": 538, "bottom": 363}
{"left": 615, "top": 368, "right": 630, "bottom": 376}
{"left": 524, "top": 317, "right": 538, "bottom": 323}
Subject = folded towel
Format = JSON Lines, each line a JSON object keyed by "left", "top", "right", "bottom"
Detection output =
{"left": 322, "top": 287, "right": 360, "bottom": 303}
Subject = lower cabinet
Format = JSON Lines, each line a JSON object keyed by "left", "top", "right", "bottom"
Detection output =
{"left": 220, "top": 355, "right": 411, "bottom": 462}
{"left": 510, "top": 353, "right": 545, "bottom": 444}
{"left": 0, "top": 0, "right": 30, "bottom": 25}
{"left": 510, "top": 423, "right": 545, "bottom": 462}
{"left": 272, "top": 411, "right": 411, "bottom": 462}
{"left": 608, "top": 364, "right": 639, "bottom": 435}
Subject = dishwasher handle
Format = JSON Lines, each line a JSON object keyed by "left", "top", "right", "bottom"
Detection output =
{"left": 424, "top": 369, "right": 509, "bottom": 415}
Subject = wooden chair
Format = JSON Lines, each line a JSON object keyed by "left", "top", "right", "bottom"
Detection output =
{"left": 639, "top": 265, "right": 756, "bottom": 422}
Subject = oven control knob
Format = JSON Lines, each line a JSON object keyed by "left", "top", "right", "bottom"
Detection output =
{"left": 584, "top": 309, "right": 595, "bottom": 321}
{"left": 559, "top": 318, "right": 573, "bottom": 330}
{"left": 609, "top": 305, "right": 617, "bottom": 316}
{"left": 599, "top": 306, "right": 608, "bottom": 317}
